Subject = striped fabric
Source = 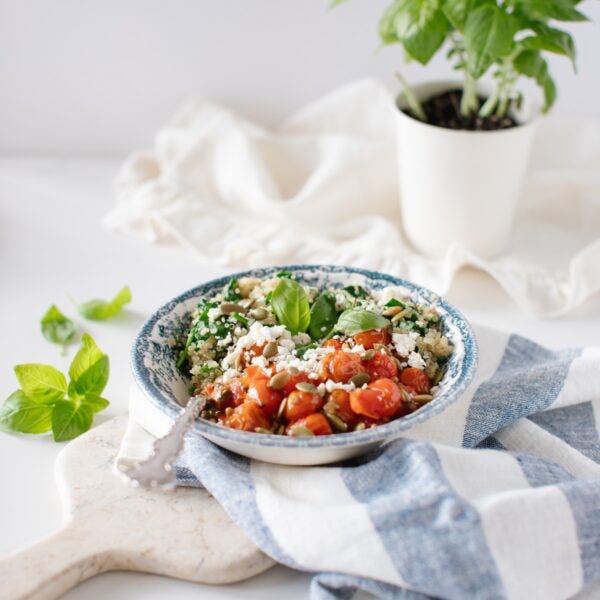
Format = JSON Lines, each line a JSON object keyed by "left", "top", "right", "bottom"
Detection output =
{"left": 177, "top": 325, "right": 600, "bottom": 599}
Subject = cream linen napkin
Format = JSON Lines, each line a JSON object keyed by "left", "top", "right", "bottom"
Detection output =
{"left": 104, "top": 79, "right": 600, "bottom": 316}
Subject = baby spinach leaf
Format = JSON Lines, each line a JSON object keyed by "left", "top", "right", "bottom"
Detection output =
{"left": 14, "top": 364, "right": 67, "bottom": 403}
{"left": 343, "top": 285, "right": 369, "bottom": 298}
{"left": 68, "top": 334, "right": 109, "bottom": 397}
{"left": 336, "top": 309, "right": 390, "bottom": 336}
{"left": 41, "top": 305, "right": 76, "bottom": 348}
{"left": 0, "top": 390, "right": 53, "bottom": 434}
{"left": 308, "top": 292, "right": 338, "bottom": 340}
{"left": 276, "top": 271, "right": 294, "bottom": 279}
{"left": 270, "top": 278, "right": 310, "bottom": 335}
{"left": 78, "top": 286, "right": 132, "bottom": 321}
{"left": 51, "top": 400, "right": 94, "bottom": 442}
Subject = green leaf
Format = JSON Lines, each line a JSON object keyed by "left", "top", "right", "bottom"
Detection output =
{"left": 520, "top": 22, "right": 576, "bottom": 67}
{"left": 78, "top": 285, "right": 132, "bottom": 320}
{"left": 514, "top": 49, "right": 557, "bottom": 112}
{"left": 389, "top": 0, "right": 451, "bottom": 64}
{"left": 343, "top": 285, "right": 368, "bottom": 298}
{"left": 515, "top": 0, "right": 588, "bottom": 23}
{"left": 270, "top": 278, "right": 311, "bottom": 335}
{"left": 51, "top": 400, "right": 93, "bottom": 442}
{"left": 224, "top": 278, "right": 241, "bottom": 301}
{"left": 41, "top": 305, "right": 76, "bottom": 348}
{"left": 82, "top": 395, "right": 110, "bottom": 413}
{"left": 308, "top": 292, "right": 338, "bottom": 340}
{"left": 68, "top": 334, "right": 109, "bottom": 397}
{"left": 14, "top": 364, "right": 67, "bottom": 403}
{"left": 464, "top": 4, "right": 517, "bottom": 77}
{"left": 0, "top": 390, "right": 53, "bottom": 434}
{"left": 336, "top": 309, "right": 390, "bottom": 336}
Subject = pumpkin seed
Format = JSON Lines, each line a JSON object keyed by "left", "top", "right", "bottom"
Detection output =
{"left": 296, "top": 382, "right": 318, "bottom": 394}
{"left": 393, "top": 357, "right": 404, "bottom": 370}
{"left": 221, "top": 302, "right": 246, "bottom": 315}
{"left": 325, "top": 412, "right": 348, "bottom": 432}
{"left": 382, "top": 305, "right": 403, "bottom": 317}
{"left": 363, "top": 349, "right": 375, "bottom": 361}
{"left": 254, "top": 427, "right": 272, "bottom": 434}
{"left": 354, "top": 422, "right": 366, "bottom": 431}
{"left": 413, "top": 394, "right": 433, "bottom": 403}
{"left": 249, "top": 307, "right": 268, "bottom": 320}
{"left": 433, "top": 368, "right": 444, "bottom": 385}
{"left": 234, "top": 353, "right": 243, "bottom": 370}
{"left": 269, "top": 370, "right": 291, "bottom": 390}
{"left": 239, "top": 298, "right": 256, "bottom": 309}
{"left": 289, "top": 425, "right": 314, "bottom": 437}
{"left": 277, "top": 396, "right": 288, "bottom": 419}
{"left": 263, "top": 341, "right": 279, "bottom": 359}
{"left": 350, "top": 372, "right": 370, "bottom": 386}
{"left": 392, "top": 308, "right": 413, "bottom": 323}
{"left": 288, "top": 366, "right": 300, "bottom": 376}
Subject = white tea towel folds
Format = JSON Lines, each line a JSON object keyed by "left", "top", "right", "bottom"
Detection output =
{"left": 118, "top": 324, "right": 600, "bottom": 600}
{"left": 104, "top": 79, "right": 600, "bottom": 316}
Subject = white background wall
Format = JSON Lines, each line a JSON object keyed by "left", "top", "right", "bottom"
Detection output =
{"left": 2, "top": 0, "right": 599, "bottom": 155}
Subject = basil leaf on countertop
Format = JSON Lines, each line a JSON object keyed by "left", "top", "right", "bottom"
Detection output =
{"left": 68, "top": 333, "right": 109, "bottom": 397}
{"left": 51, "top": 400, "right": 94, "bottom": 442}
{"left": 14, "top": 363, "right": 67, "bottom": 404}
{"left": 0, "top": 390, "right": 53, "bottom": 434}
{"left": 336, "top": 309, "right": 390, "bottom": 336}
{"left": 78, "top": 285, "right": 132, "bottom": 321}
{"left": 308, "top": 292, "right": 338, "bottom": 340}
{"left": 270, "top": 278, "right": 310, "bottom": 335}
{"left": 41, "top": 305, "right": 76, "bottom": 349}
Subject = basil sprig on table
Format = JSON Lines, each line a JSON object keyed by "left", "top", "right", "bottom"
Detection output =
{"left": 308, "top": 292, "right": 338, "bottom": 340}
{"left": 78, "top": 285, "right": 132, "bottom": 321}
{"left": 335, "top": 309, "right": 390, "bottom": 336}
{"left": 41, "top": 305, "right": 76, "bottom": 350}
{"left": 0, "top": 334, "right": 110, "bottom": 441}
{"left": 271, "top": 278, "right": 311, "bottom": 335}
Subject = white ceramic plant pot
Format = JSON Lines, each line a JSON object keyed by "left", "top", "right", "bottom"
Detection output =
{"left": 396, "top": 80, "right": 539, "bottom": 258}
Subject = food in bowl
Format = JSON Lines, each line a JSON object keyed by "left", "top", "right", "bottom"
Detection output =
{"left": 176, "top": 272, "right": 453, "bottom": 437}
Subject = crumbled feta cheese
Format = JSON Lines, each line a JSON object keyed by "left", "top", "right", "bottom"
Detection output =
{"left": 407, "top": 351, "right": 426, "bottom": 369}
{"left": 251, "top": 355, "right": 268, "bottom": 368}
{"left": 335, "top": 292, "right": 348, "bottom": 311}
{"left": 392, "top": 332, "right": 418, "bottom": 356}
{"left": 325, "top": 379, "right": 356, "bottom": 393}
{"left": 292, "top": 332, "right": 311, "bottom": 346}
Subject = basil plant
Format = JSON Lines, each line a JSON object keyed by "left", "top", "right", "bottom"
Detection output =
{"left": 333, "top": 0, "right": 590, "bottom": 119}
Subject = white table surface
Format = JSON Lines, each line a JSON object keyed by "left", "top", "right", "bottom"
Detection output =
{"left": 1, "top": 156, "right": 598, "bottom": 599}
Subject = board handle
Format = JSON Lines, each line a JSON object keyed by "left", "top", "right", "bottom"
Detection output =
{"left": 0, "top": 520, "right": 110, "bottom": 600}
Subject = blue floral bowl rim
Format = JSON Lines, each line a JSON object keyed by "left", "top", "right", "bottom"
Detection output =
{"left": 131, "top": 264, "right": 479, "bottom": 449}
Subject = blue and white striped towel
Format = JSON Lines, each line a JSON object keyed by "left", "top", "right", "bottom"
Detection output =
{"left": 125, "top": 324, "right": 600, "bottom": 599}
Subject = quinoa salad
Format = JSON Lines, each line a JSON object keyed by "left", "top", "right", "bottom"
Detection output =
{"left": 177, "top": 272, "right": 454, "bottom": 437}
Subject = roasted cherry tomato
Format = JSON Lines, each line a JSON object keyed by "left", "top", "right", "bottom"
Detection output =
{"left": 241, "top": 364, "right": 268, "bottom": 387}
{"left": 226, "top": 401, "right": 271, "bottom": 432}
{"left": 284, "top": 390, "right": 324, "bottom": 422}
{"left": 363, "top": 351, "right": 398, "bottom": 380}
{"left": 352, "top": 329, "right": 391, "bottom": 350}
{"left": 399, "top": 368, "right": 431, "bottom": 394}
{"left": 247, "top": 378, "right": 283, "bottom": 416}
{"left": 323, "top": 338, "right": 344, "bottom": 350}
{"left": 327, "top": 389, "right": 359, "bottom": 427}
{"left": 286, "top": 413, "right": 333, "bottom": 436}
{"left": 350, "top": 378, "right": 402, "bottom": 419}
{"left": 228, "top": 378, "right": 246, "bottom": 406}
{"left": 320, "top": 350, "right": 366, "bottom": 383}
{"left": 281, "top": 370, "right": 311, "bottom": 396}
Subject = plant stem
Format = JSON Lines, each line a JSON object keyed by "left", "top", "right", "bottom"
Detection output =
{"left": 395, "top": 71, "right": 426, "bottom": 121}
{"left": 461, "top": 72, "right": 478, "bottom": 117}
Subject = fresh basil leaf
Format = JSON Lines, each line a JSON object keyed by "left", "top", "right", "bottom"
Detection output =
{"left": 465, "top": 4, "right": 517, "bottom": 77}
{"left": 224, "top": 278, "right": 241, "bottom": 301}
{"left": 51, "top": 400, "right": 93, "bottom": 442}
{"left": 82, "top": 395, "right": 110, "bottom": 413}
{"left": 336, "top": 309, "right": 390, "bottom": 336}
{"left": 515, "top": 0, "right": 588, "bottom": 23}
{"left": 514, "top": 49, "right": 556, "bottom": 111}
{"left": 390, "top": 0, "right": 451, "bottom": 64}
{"left": 385, "top": 298, "right": 406, "bottom": 308}
{"left": 41, "top": 305, "right": 76, "bottom": 348}
{"left": 68, "top": 334, "right": 109, "bottom": 397}
{"left": 0, "top": 390, "right": 53, "bottom": 433}
{"left": 276, "top": 271, "right": 294, "bottom": 279}
{"left": 14, "top": 364, "right": 67, "bottom": 403}
{"left": 520, "top": 23, "right": 575, "bottom": 67}
{"left": 270, "top": 278, "right": 310, "bottom": 335}
{"left": 308, "top": 292, "right": 338, "bottom": 340}
{"left": 78, "top": 286, "right": 132, "bottom": 321}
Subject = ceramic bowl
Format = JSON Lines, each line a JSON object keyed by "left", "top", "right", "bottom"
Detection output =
{"left": 131, "top": 265, "right": 478, "bottom": 465}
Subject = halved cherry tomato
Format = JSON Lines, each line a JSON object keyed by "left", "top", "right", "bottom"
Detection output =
{"left": 226, "top": 401, "right": 271, "bottom": 432}
{"left": 281, "top": 370, "right": 310, "bottom": 396}
{"left": 284, "top": 390, "right": 324, "bottom": 422}
{"left": 364, "top": 351, "right": 398, "bottom": 380}
{"left": 287, "top": 413, "right": 333, "bottom": 436}
{"left": 320, "top": 351, "right": 366, "bottom": 383}
{"left": 353, "top": 329, "right": 391, "bottom": 350}
{"left": 327, "top": 389, "right": 359, "bottom": 427}
{"left": 241, "top": 364, "right": 268, "bottom": 387}
{"left": 247, "top": 378, "right": 283, "bottom": 416}
{"left": 400, "top": 368, "right": 431, "bottom": 394}
{"left": 323, "top": 338, "right": 344, "bottom": 350}
{"left": 350, "top": 378, "right": 402, "bottom": 419}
